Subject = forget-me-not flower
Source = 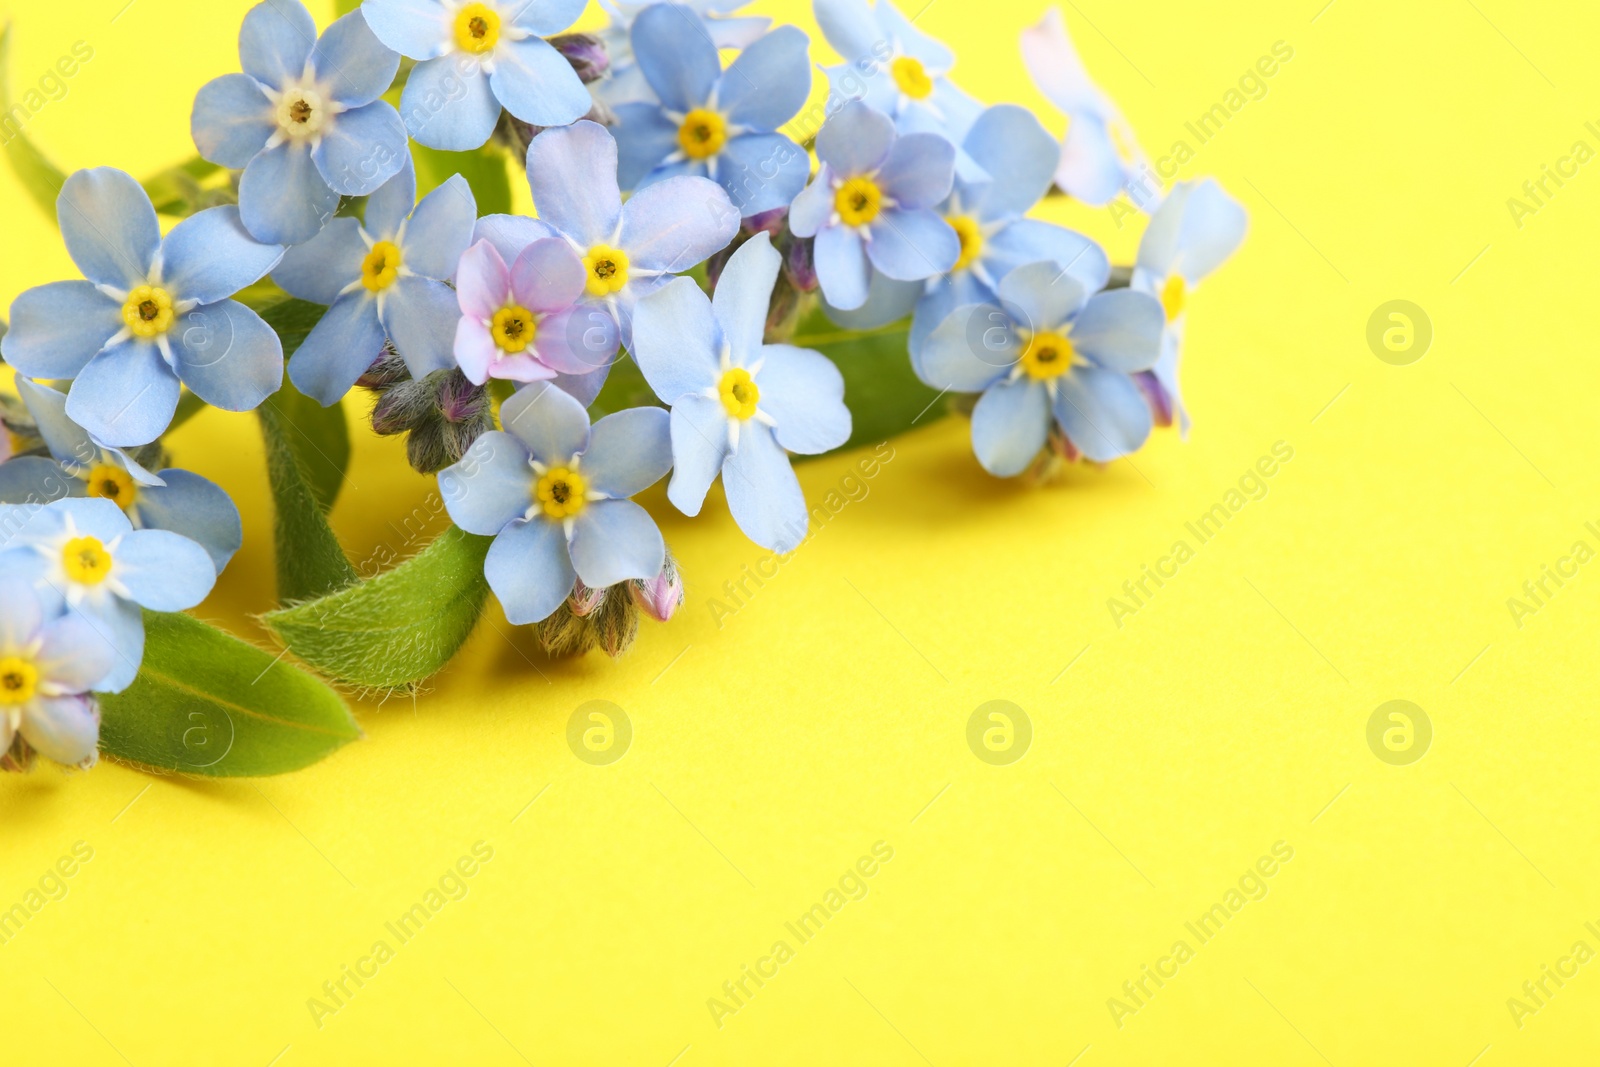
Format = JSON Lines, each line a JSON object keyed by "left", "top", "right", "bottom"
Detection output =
{"left": 192, "top": 0, "right": 407, "bottom": 245}
{"left": 438, "top": 382, "right": 672, "bottom": 625}
{"left": 789, "top": 101, "right": 959, "bottom": 312}
{"left": 595, "top": 0, "right": 771, "bottom": 107}
{"left": 1, "top": 169, "right": 286, "bottom": 449}
{"left": 0, "top": 380, "right": 243, "bottom": 573}
{"left": 474, "top": 120, "right": 739, "bottom": 352}
{"left": 0, "top": 572, "right": 115, "bottom": 768}
{"left": 917, "top": 261, "right": 1164, "bottom": 476}
{"left": 273, "top": 162, "right": 477, "bottom": 405}
{"left": 612, "top": 5, "right": 811, "bottom": 217}
{"left": 632, "top": 234, "right": 850, "bottom": 553}
{"left": 1020, "top": 7, "right": 1146, "bottom": 207}
{"left": 361, "top": 0, "right": 591, "bottom": 152}
{"left": 454, "top": 237, "right": 619, "bottom": 387}
{"left": 0, "top": 498, "right": 217, "bottom": 693}
{"left": 1129, "top": 179, "right": 1247, "bottom": 433}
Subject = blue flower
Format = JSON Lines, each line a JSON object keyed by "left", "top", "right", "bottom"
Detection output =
{"left": 632, "top": 233, "right": 851, "bottom": 553}
{"left": 594, "top": 0, "right": 771, "bottom": 107}
{"left": 361, "top": 0, "right": 591, "bottom": 151}
{"left": 1021, "top": 7, "right": 1145, "bottom": 207}
{"left": 788, "top": 101, "right": 959, "bottom": 311}
{"left": 813, "top": 0, "right": 982, "bottom": 158}
{"left": 438, "top": 382, "right": 672, "bottom": 625}
{"left": 1, "top": 169, "right": 286, "bottom": 448}
{"left": 0, "top": 570, "right": 116, "bottom": 768}
{"left": 192, "top": 1, "right": 408, "bottom": 245}
{"left": 1130, "top": 179, "right": 1247, "bottom": 433}
{"left": 612, "top": 5, "right": 811, "bottom": 217}
{"left": 0, "top": 498, "right": 217, "bottom": 693}
{"left": 0, "top": 380, "right": 243, "bottom": 572}
{"left": 273, "top": 161, "right": 477, "bottom": 405}
{"left": 916, "top": 261, "right": 1164, "bottom": 476}
{"left": 474, "top": 120, "right": 739, "bottom": 353}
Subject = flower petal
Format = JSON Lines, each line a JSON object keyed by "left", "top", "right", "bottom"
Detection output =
{"left": 712, "top": 232, "right": 780, "bottom": 367}
{"left": 1021, "top": 8, "right": 1111, "bottom": 118}
{"left": 134, "top": 470, "right": 243, "bottom": 572}
{"left": 1, "top": 281, "right": 122, "bottom": 380}
{"left": 633, "top": 276, "right": 720, "bottom": 403}
{"left": 287, "top": 294, "right": 387, "bottom": 405}
{"left": 1142, "top": 178, "right": 1248, "bottom": 282}
{"left": 618, "top": 175, "right": 739, "bottom": 272}
{"left": 0, "top": 573, "right": 44, "bottom": 650}
{"left": 753, "top": 343, "right": 849, "bottom": 455}
{"left": 399, "top": 54, "right": 502, "bottom": 151}
{"left": 719, "top": 25, "right": 811, "bottom": 130}
{"left": 549, "top": 363, "right": 612, "bottom": 408}
{"left": 972, "top": 376, "right": 1049, "bottom": 477}
{"left": 190, "top": 74, "right": 275, "bottom": 169}
{"left": 996, "top": 260, "right": 1087, "bottom": 334}
{"left": 160, "top": 206, "right": 284, "bottom": 307}
{"left": 631, "top": 3, "right": 721, "bottom": 112}
{"left": 57, "top": 168, "right": 159, "bottom": 290}
{"left": 271, "top": 217, "right": 366, "bottom": 304}
{"left": 0, "top": 457, "right": 77, "bottom": 508}
{"left": 907, "top": 269, "right": 983, "bottom": 358}
{"left": 508, "top": 0, "right": 587, "bottom": 36}
{"left": 359, "top": 0, "right": 452, "bottom": 59}
{"left": 1053, "top": 365, "right": 1153, "bottom": 462}
{"left": 1069, "top": 289, "right": 1164, "bottom": 374}
{"left": 866, "top": 208, "right": 958, "bottom": 281}
{"left": 76, "top": 597, "right": 145, "bottom": 694}
{"left": 666, "top": 393, "right": 730, "bottom": 516}
{"left": 113, "top": 529, "right": 216, "bottom": 611}
{"left": 814, "top": 225, "right": 871, "bottom": 310}
{"left": 34, "top": 612, "right": 116, "bottom": 694}
{"left": 816, "top": 100, "right": 895, "bottom": 175}
{"left": 723, "top": 420, "right": 805, "bottom": 552}
{"left": 533, "top": 306, "right": 619, "bottom": 376}
{"left": 915, "top": 303, "right": 1015, "bottom": 392}
{"left": 876, "top": 0, "right": 954, "bottom": 67}
{"left": 473, "top": 213, "right": 558, "bottom": 264}
{"left": 1056, "top": 111, "right": 1129, "bottom": 207}
{"left": 310, "top": 9, "right": 401, "bottom": 107}
{"left": 438, "top": 430, "right": 534, "bottom": 536}
{"left": 717, "top": 133, "right": 810, "bottom": 216}
{"left": 511, "top": 238, "right": 586, "bottom": 314}
{"left": 962, "top": 104, "right": 1059, "bottom": 220}
{"left": 456, "top": 240, "right": 512, "bottom": 323}
{"left": 65, "top": 340, "right": 181, "bottom": 447}
{"left": 788, "top": 167, "right": 834, "bottom": 238}
{"left": 362, "top": 158, "right": 417, "bottom": 242}
{"left": 239, "top": 0, "right": 318, "bottom": 88}
{"left": 172, "top": 300, "right": 284, "bottom": 412}
{"left": 399, "top": 174, "right": 476, "bottom": 279}
{"left": 14, "top": 378, "right": 98, "bottom": 469}
{"left": 485, "top": 518, "right": 576, "bottom": 624}
{"left": 582, "top": 407, "right": 671, "bottom": 499}
{"left": 491, "top": 36, "right": 592, "bottom": 128}
{"left": 239, "top": 142, "right": 340, "bottom": 245}
{"left": 498, "top": 380, "right": 591, "bottom": 466}
{"left": 984, "top": 218, "right": 1109, "bottom": 296}
{"left": 382, "top": 275, "right": 461, "bottom": 379}
{"left": 824, "top": 270, "right": 922, "bottom": 331}
{"left": 312, "top": 101, "right": 409, "bottom": 197}
{"left": 813, "top": 0, "right": 882, "bottom": 62}
{"left": 570, "top": 498, "right": 665, "bottom": 588}
{"left": 877, "top": 132, "right": 956, "bottom": 210}
{"left": 613, "top": 102, "right": 681, "bottom": 191}
{"left": 526, "top": 120, "right": 623, "bottom": 248}
{"left": 20, "top": 694, "right": 101, "bottom": 764}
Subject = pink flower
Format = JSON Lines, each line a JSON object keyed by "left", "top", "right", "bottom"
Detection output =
{"left": 452, "top": 238, "right": 618, "bottom": 386}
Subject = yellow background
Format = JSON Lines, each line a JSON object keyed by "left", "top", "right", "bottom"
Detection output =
{"left": 3, "top": 0, "right": 1599, "bottom": 1063}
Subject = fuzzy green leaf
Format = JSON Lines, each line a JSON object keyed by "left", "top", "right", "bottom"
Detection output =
{"left": 98, "top": 611, "right": 360, "bottom": 777}
{"left": 259, "top": 525, "right": 493, "bottom": 691}
{"left": 0, "top": 22, "right": 68, "bottom": 220}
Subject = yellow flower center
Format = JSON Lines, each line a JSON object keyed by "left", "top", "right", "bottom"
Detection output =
{"left": 891, "top": 56, "right": 934, "bottom": 99}
{"left": 122, "top": 285, "right": 174, "bottom": 339}
{"left": 491, "top": 305, "right": 537, "bottom": 354}
{"left": 62, "top": 535, "right": 113, "bottom": 585}
{"left": 835, "top": 176, "right": 883, "bottom": 228}
{"left": 677, "top": 108, "right": 728, "bottom": 160}
{"left": 948, "top": 215, "right": 983, "bottom": 272}
{"left": 85, "top": 464, "right": 137, "bottom": 509}
{"left": 718, "top": 367, "right": 760, "bottom": 420}
{"left": 0, "top": 656, "right": 38, "bottom": 706}
{"left": 1019, "top": 330, "right": 1075, "bottom": 381}
{"left": 1161, "top": 274, "right": 1186, "bottom": 321}
{"left": 534, "top": 466, "right": 587, "bottom": 520}
{"left": 361, "top": 241, "right": 403, "bottom": 292}
{"left": 275, "top": 87, "right": 328, "bottom": 140}
{"left": 582, "top": 245, "right": 630, "bottom": 297}
{"left": 453, "top": 3, "right": 501, "bottom": 54}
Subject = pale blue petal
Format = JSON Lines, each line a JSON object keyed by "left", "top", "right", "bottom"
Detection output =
{"left": 526, "top": 120, "right": 622, "bottom": 248}
{"left": 172, "top": 300, "right": 284, "bottom": 412}
{"left": 310, "top": 9, "right": 401, "bottom": 107}
{"left": 509, "top": 0, "right": 587, "bottom": 35}
{"left": 614, "top": 102, "right": 681, "bottom": 191}
{"left": 271, "top": 217, "right": 366, "bottom": 303}
{"left": 398, "top": 174, "right": 476, "bottom": 278}
{"left": 963, "top": 104, "right": 1057, "bottom": 220}
{"left": 438, "top": 431, "right": 533, "bottom": 536}
{"left": 712, "top": 233, "right": 779, "bottom": 366}
{"left": 618, "top": 175, "right": 739, "bottom": 272}
{"left": 65, "top": 341, "right": 181, "bottom": 448}
{"left": 718, "top": 133, "right": 810, "bottom": 216}
{"left": 582, "top": 407, "right": 671, "bottom": 498}
{"left": 160, "top": 207, "right": 284, "bottom": 307}
{"left": 907, "top": 269, "right": 983, "bottom": 358}
{"left": 631, "top": 3, "right": 720, "bottom": 112}
{"left": 27, "top": 497, "right": 132, "bottom": 543}
{"left": 34, "top": 613, "right": 116, "bottom": 694}
{"left": 823, "top": 271, "right": 921, "bottom": 332}
{"left": 875, "top": 0, "right": 953, "bottom": 69}
{"left": 486, "top": 517, "right": 576, "bottom": 624}
{"left": 359, "top": 0, "right": 452, "bottom": 59}
{"left": 866, "top": 208, "right": 958, "bottom": 280}
{"left": 753, "top": 343, "right": 849, "bottom": 455}
{"left": 313, "top": 101, "right": 409, "bottom": 196}
{"left": 0, "top": 574, "right": 43, "bottom": 647}
{"left": 550, "top": 364, "right": 612, "bottom": 408}
{"left": 134, "top": 470, "right": 243, "bottom": 572}
{"left": 239, "top": 142, "right": 340, "bottom": 245}
{"left": 20, "top": 694, "right": 102, "bottom": 762}
{"left": 822, "top": 59, "right": 897, "bottom": 115}
{"left": 79, "top": 598, "right": 145, "bottom": 694}
{"left": 814, "top": 225, "right": 870, "bottom": 310}
{"left": 287, "top": 294, "right": 387, "bottom": 405}
{"left": 498, "top": 381, "right": 591, "bottom": 466}
{"left": 816, "top": 100, "right": 894, "bottom": 175}
{"left": 239, "top": 0, "right": 317, "bottom": 88}
{"left": 492, "top": 36, "right": 592, "bottom": 127}
{"left": 1, "top": 282, "right": 122, "bottom": 380}
{"left": 972, "top": 376, "right": 1049, "bottom": 477}
{"left": 723, "top": 420, "right": 805, "bottom": 552}
{"left": 1056, "top": 111, "right": 1126, "bottom": 206}
{"left": 399, "top": 55, "right": 502, "bottom": 152}
{"left": 719, "top": 25, "right": 810, "bottom": 130}
{"left": 381, "top": 276, "right": 460, "bottom": 378}
{"left": 927, "top": 78, "right": 984, "bottom": 145}
{"left": 876, "top": 132, "right": 956, "bottom": 209}
{"left": 788, "top": 170, "right": 833, "bottom": 238}
{"left": 985, "top": 219, "right": 1109, "bottom": 295}
{"left": 570, "top": 498, "right": 664, "bottom": 587}
{"left": 915, "top": 303, "right": 1014, "bottom": 391}
{"left": 997, "top": 260, "right": 1087, "bottom": 334}
{"left": 632, "top": 277, "right": 720, "bottom": 403}
{"left": 190, "top": 74, "right": 274, "bottom": 169}
{"left": 57, "top": 168, "right": 159, "bottom": 290}
{"left": 113, "top": 529, "right": 216, "bottom": 611}
{"left": 0, "top": 457, "right": 77, "bottom": 506}
{"left": 1167, "top": 179, "right": 1247, "bottom": 282}
{"left": 1053, "top": 366, "right": 1153, "bottom": 462}
{"left": 362, "top": 158, "right": 417, "bottom": 242}
{"left": 473, "top": 214, "right": 558, "bottom": 265}
{"left": 15, "top": 379, "right": 97, "bottom": 468}
{"left": 1069, "top": 289, "right": 1164, "bottom": 374}
{"left": 813, "top": 0, "right": 881, "bottom": 62}
{"left": 666, "top": 393, "right": 730, "bottom": 516}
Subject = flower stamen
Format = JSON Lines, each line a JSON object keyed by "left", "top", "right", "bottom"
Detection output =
{"left": 834, "top": 176, "right": 883, "bottom": 227}
{"left": 491, "top": 305, "right": 537, "bottom": 354}
{"left": 891, "top": 56, "right": 934, "bottom": 99}
{"left": 361, "top": 241, "right": 403, "bottom": 292}
{"left": 948, "top": 215, "right": 983, "bottom": 272}
{"left": 62, "top": 535, "right": 114, "bottom": 585}
{"left": 718, "top": 367, "right": 760, "bottom": 420}
{"left": 534, "top": 466, "right": 587, "bottom": 520}
{"left": 1019, "top": 330, "right": 1075, "bottom": 381}
{"left": 122, "top": 285, "right": 174, "bottom": 339}
{"left": 677, "top": 109, "right": 728, "bottom": 160}
{"left": 0, "top": 656, "right": 38, "bottom": 706}
{"left": 85, "top": 464, "right": 137, "bottom": 509}
{"left": 454, "top": 3, "right": 502, "bottom": 53}
{"left": 582, "top": 245, "right": 630, "bottom": 297}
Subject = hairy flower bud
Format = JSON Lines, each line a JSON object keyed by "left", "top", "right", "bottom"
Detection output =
{"left": 630, "top": 547, "right": 684, "bottom": 623}
{"left": 536, "top": 600, "right": 598, "bottom": 657}
{"left": 591, "top": 586, "right": 640, "bottom": 658}
{"left": 568, "top": 579, "right": 606, "bottom": 618}
{"left": 785, "top": 235, "right": 817, "bottom": 293}
{"left": 364, "top": 361, "right": 493, "bottom": 474}
{"left": 549, "top": 33, "right": 610, "bottom": 84}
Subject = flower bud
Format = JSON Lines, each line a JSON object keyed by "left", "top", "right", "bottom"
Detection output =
{"left": 568, "top": 579, "right": 606, "bottom": 618}
{"left": 744, "top": 207, "right": 789, "bottom": 238}
{"left": 630, "top": 548, "right": 684, "bottom": 623}
{"left": 785, "top": 236, "right": 817, "bottom": 293}
{"left": 549, "top": 33, "right": 610, "bottom": 84}
{"left": 357, "top": 342, "right": 411, "bottom": 389}
{"left": 591, "top": 586, "right": 640, "bottom": 658}
{"left": 536, "top": 600, "right": 598, "bottom": 657}
{"left": 1133, "top": 370, "right": 1174, "bottom": 428}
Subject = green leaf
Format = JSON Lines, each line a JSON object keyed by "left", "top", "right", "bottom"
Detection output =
{"left": 259, "top": 398, "right": 358, "bottom": 605}
{"left": 412, "top": 141, "right": 512, "bottom": 217}
{"left": 141, "top": 155, "right": 224, "bottom": 216}
{"left": 0, "top": 22, "right": 67, "bottom": 220}
{"left": 793, "top": 307, "right": 943, "bottom": 455}
{"left": 260, "top": 525, "right": 493, "bottom": 691}
{"left": 98, "top": 611, "right": 360, "bottom": 777}
{"left": 258, "top": 299, "right": 353, "bottom": 512}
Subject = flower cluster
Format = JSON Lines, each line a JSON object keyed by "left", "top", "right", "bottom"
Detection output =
{"left": 0, "top": 0, "right": 1244, "bottom": 773}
